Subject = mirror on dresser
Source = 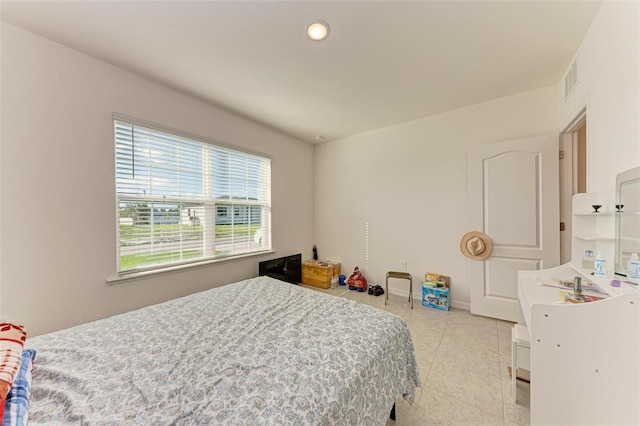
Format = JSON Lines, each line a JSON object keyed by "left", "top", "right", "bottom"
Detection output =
{"left": 615, "top": 166, "right": 640, "bottom": 278}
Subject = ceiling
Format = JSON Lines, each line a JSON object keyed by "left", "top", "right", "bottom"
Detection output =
{"left": 0, "top": 1, "right": 603, "bottom": 144}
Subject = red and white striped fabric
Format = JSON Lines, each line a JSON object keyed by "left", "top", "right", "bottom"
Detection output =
{"left": 0, "top": 324, "right": 27, "bottom": 401}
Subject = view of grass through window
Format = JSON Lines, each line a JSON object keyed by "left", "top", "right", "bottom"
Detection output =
{"left": 119, "top": 220, "right": 262, "bottom": 271}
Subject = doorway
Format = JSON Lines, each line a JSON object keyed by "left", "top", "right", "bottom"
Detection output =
{"left": 560, "top": 108, "right": 587, "bottom": 264}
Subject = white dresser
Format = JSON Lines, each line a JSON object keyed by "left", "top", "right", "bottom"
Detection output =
{"left": 518, "top": 167, "right": 640, "bottom": 425}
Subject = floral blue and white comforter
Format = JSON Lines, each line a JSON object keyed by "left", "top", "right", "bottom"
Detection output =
{"left": 27, "top": 276, "right": 420, "bottom": 425}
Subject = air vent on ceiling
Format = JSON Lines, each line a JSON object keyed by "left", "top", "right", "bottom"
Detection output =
{"left": 564, "top": 56, "right": 578, "bottom": 100}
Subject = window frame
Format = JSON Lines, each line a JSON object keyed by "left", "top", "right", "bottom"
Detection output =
{"left": 112, "top": 114, "right": 272, "bottom": 278}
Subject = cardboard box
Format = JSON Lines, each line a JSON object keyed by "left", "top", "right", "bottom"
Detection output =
{"left": 422, "top": 286, "right": 450, "bottom": 311}
{"left": 302, "top": 260, "right": 341, "bottom": 289}
{"left": 422, "top": 274, "right": 451, "bottom": 311}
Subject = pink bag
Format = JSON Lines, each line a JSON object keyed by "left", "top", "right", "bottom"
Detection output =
{"left": 347, "top": 266, "right": 368, "bottom": 292}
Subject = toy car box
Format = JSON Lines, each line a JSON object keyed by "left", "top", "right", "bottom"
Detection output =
{"left": 422, "top": 274, "right": 451, "bottom": 311}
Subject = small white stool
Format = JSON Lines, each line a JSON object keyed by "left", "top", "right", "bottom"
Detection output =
{"left": 385, "top": 271, "right": 413, "bottom": 309}
{"left": 511, "top": 323, "right": 530, "bottom": 403}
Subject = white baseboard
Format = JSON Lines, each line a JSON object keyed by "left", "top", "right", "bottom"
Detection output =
{"left": 450, "top": 300, "right": 470, "bottom": 311}
{"left": 387, "top": 287, "right": 470, "bottom": 312}
{"left": 386, "top": 287, "right": 410, "bottom": 298}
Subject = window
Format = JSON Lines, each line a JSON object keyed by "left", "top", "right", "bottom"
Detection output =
{"left": 114, "top": 116, "right": 271, "bottom": 274}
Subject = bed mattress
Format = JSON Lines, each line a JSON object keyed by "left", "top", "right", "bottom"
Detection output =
{"left": 27, "top": 276, "right": 420, "bottom": 425}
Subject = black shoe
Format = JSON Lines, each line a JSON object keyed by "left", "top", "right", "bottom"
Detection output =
{"left": 368, "top": 286, "right": 374, "bottom": 295}
{"left": 373, "top": 285, "right": 385, "bottom": 296}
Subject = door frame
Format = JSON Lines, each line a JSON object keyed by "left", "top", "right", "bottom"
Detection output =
{"left": 560, "top": 107, "right": 587, "bottom": 264}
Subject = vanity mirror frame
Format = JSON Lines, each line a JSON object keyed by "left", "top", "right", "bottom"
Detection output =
{"left": 615, "top": 166, "right": 640, "bottom": 278}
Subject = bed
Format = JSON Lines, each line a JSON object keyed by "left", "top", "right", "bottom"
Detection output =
{"left": 25, "top": 276, "right": 420, "bottom": 424}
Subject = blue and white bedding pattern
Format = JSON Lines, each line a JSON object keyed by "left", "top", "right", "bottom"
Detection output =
{"left": 3, "top": 349, "right": 35, "bottom": 426}
{"left": 27, "top": 276, "right": 420, "bottom": 425}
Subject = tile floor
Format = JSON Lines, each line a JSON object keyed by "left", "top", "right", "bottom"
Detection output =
{"left": 303, "top": 284, "right": 531, "bottom": 426}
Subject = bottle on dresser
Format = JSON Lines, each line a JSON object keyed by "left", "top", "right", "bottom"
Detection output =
{"left": 594, "top": 251, "right": 607, "bottom": 276}
{"left": 582, "top": 250, "right": 594, "bottom": 270}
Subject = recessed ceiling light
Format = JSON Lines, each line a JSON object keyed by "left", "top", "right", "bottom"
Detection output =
{"left": 306, "top": 21, "right": 330, "bottom": 41}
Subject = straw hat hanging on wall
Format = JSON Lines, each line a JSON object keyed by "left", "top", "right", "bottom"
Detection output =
{"left": 460, "top": 231, "right": 493, "bottom": 260}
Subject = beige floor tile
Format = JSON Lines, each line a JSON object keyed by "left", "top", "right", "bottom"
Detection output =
{"left": 408, "top": 385, "right": 505, "bottom": 425}
{"left": 427, "top": 359, "right": 504, "bottom": 418}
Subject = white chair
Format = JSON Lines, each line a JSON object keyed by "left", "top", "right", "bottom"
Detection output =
{"left": 511, "top": 323, "right": 530, "bottom": 403}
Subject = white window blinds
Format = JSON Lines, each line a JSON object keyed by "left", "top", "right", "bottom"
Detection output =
{"left": 114, "top": 118, "right": 271, "bottom": 274}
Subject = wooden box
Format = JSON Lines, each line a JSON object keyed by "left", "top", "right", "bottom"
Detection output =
{"left": 302, "top": 261, "right": 341, "bottom": 289}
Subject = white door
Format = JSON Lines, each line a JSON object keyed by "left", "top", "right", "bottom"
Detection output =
{"left": 468, "top": 134, "right": 560, "bottom": 321}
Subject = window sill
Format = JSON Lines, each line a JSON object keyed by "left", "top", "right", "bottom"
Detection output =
{"left": 106, "top": 250, "right": 275, "bottom": 285}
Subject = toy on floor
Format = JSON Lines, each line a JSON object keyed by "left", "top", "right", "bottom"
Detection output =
{"left": 347, "top": 266, "right": 368, "bottom": 292}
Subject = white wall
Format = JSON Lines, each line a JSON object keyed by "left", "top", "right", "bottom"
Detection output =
{"left": 314, "top": 86, "right": 558, "bottom": 309}
{"left": 559, "top": 0, "right": 640, "bottom": 192}
{"left": 0, "top": 23, "right": 314, "bottom": 336}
